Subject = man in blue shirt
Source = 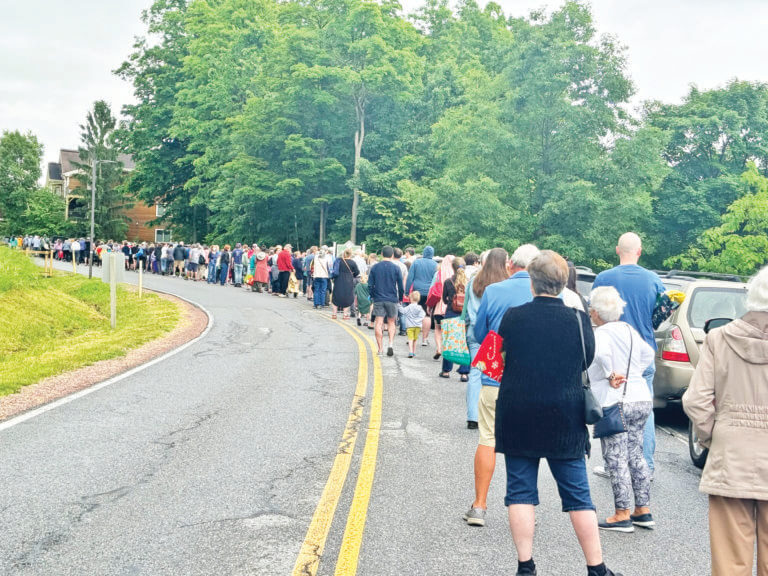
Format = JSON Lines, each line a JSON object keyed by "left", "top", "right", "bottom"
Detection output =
{"left": 405, "top": 246, "right": 438, "bottom": 345}
{"left": 368, "top": 245, "right": 404, "bottom": 357}
{"left": 592, "top": 232, "right": 665, "bottom": 474}
{"left": 463, "top": 244, "right": 539, "bottom": 528}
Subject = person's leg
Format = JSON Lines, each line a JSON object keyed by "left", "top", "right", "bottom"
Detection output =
{"left": 758, "top": 499, "right": 768, "bottom": 576}
{"left": 504, "top": 455, "right": 540, "bottom": 564}
{"left": 626, "top": 402, "right": 653, "bottom": 515}
{"left": 374, "top": 315, "right": 385, "bottom": 354}
{"left": 441, "top": 358, "right": 453, "bottom": 375}
{"left": 709, "top": 495, "right": 755, "bottom": 576}
{"left": 473, "top": 386, "right": 499, "bottom": 510}
{"left": 421, "top": 303, "right": 431, "bottom": 343}
{"left": 434, "top": 324, "right": 442, "bottom": 354}
{"left": 319, "top": 278, "right": 328, "bottom": 306}
{"left": 547, "top": 457, "right": 602, "bottom": 567}
{"left": 599, "top": 432, "right": 631, "bottom": 521}
{"left": 467, "top": 342, "right": 481, "bottom": 423}
{"left": 386, "top": 316, "right": 396, "bottom": 349}
{"left": 642, "top": 365, "right": 656, "bottom": 473}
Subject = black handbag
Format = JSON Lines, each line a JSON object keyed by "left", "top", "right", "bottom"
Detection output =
{"left": 593, "top": 324, "right": 633, "bottom": 439}
{"left": 576, "top": 309, "right": 603, "bottom": 425}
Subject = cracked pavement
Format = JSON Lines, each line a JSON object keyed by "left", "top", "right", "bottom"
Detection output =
{"left": 0, "top": 267, "right": 712, "bottom": 575}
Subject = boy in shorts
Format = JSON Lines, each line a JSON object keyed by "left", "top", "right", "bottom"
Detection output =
{"left": 400, "top": 291, "right": 427, "bottom": 358}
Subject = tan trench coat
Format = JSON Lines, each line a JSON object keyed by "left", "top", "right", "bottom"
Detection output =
{"left": 683, "top": 311, "right": 768, "bottom": 500}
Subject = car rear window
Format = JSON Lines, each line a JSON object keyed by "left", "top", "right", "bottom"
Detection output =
{"left": 687, "top": 287, "right": 747, "bottom": 329}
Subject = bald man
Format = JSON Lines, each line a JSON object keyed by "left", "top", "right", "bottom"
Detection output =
{"left": 592, "top": 232, "right": 665, "bottom": 476}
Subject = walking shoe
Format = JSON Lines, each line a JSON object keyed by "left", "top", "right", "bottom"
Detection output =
{"left": 630, "top": 513, "right": 656, "bottom": 529}
{"left": 462, "top": 506, "right": 486, "bottom": 527}
{"left": 408, "top": 352, "right": 414, "bottom": 358}
{"left": 598, "top": 518, "right": 634, "bottom": 533}
{"left": 398, "top": 330, "right": 406, "bottom": 336}
{"left": 357, "top": 318, "right": 362, "bottom": 326}
{"left": 467, "top": 420, "right": 478, "bottom": 429}
{"left": 593, "top": 465, "right": 611, "bottom": 479}
{"left": 387, "top": 347, "right": 394, "bottom": 357}
{"left": 516, "top": 568, "right": 536, "bottom": 576}
{"left": 421, "top": 340, "right": 428, "bottom": 347}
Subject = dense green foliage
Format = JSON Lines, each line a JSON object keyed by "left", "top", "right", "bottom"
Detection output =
{"left": 107, "top": 0, "right": 767, "bottom": 273}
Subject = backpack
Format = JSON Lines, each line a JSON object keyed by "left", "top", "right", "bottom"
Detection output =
{"left": 198, "top": 254, "right": 205, "bottom": 265}
{"left": 451, "top": 281, "right": 465, "bottom": 313}
{"left": 425, "top": 271, "right": 443, "bottom": 308}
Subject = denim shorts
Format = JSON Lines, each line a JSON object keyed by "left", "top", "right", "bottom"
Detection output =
{"left": 503, "top": 455, "right": 595, "bottom": 512}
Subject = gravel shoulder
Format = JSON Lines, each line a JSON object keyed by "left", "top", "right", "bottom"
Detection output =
{"left": 0, "top": 288, "right": 209, "bottom": 422}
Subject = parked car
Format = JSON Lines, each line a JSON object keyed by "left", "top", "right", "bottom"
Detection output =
{"left": 652, "top": 271, "right": 748, "bottom": 468}
{"left": 574, "top": 266, "right": 596, "bottom": 298}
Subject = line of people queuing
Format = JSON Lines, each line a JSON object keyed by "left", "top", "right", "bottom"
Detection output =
{"left": 11, "top": 231, "right": 768, "bottom": 576}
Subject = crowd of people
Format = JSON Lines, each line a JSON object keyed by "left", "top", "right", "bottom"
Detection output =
{"left": 10, "top": 231, "right": 768, "bottom": 576}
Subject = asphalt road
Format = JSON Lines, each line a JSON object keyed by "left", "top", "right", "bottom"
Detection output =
{"left": 1, "top": 263, "right": 712, "bottom": 575}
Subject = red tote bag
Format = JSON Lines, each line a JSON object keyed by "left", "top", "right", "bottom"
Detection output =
{"left": 471, "top": 330, "right": 505, "bottom": 383}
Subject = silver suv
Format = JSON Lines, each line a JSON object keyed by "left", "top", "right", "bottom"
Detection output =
{"left": 652, "top": 271, "right": 748, "bottom": 467}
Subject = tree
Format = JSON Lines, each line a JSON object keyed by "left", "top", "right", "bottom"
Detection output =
{"left": 645, "top": 80, "right": 768, "bottom": 265}
{"left": 0, "top": 130, "right": 43, "bottom": 235}
{"left": 71, "top": 101, "right": 130, "bottom": 240}
{"left": 23, "top": 188, "right": 70, "bottom": 237}
{"left": 666, "top": 163, "right": 768, "bottom": 275}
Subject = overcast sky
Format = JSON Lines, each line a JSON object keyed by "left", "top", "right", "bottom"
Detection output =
{"left": 2, "top": 0, "right": 767, "bottom": 174}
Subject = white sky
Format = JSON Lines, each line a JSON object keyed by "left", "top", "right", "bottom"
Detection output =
{"left": 1, "top": 0, "right": 767, "bottom": 175}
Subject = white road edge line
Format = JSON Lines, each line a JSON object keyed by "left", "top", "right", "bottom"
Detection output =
{"left": 0, "top": 290, "right": 214, "bottom": 433}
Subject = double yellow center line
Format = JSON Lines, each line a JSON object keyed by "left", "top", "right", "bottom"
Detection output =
{"left": 292, "top": 318, "right": 383, "bottom": 576}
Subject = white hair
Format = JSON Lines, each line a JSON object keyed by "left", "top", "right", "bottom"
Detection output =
{"left": 510, "top": 244, "right": 540, "bottom": 268}
{"left": 589, "top": 286, "right": 626, "bottom": 323}
{"left": 746, "top": 265, "right": 768, "bottom": 312}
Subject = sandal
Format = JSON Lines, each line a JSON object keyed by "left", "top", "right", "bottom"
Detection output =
{"left": 343, "top": 315, "right": 350, "bottom": 320}
{"left": 439, "top": 372, "right": 450, "bottom": 379}
{"left": 331, "top": 314, "right": 338, "bottom": 319}
{"left": 460, "top": 375, "right": 469, "bottom": 383}
{"left": 433, "top": 353, "right": 441, "bottom": 360}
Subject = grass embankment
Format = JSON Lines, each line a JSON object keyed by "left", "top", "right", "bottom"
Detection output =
{"left": 0, "top": 247, "right": 180, "bottom": 396}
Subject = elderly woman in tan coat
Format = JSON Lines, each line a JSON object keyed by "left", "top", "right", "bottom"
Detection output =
{"left": 683, "top": 264, "right": 768, "bottom": 576}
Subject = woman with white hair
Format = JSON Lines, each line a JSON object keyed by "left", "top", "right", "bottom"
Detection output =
{"left": 683, "top": 265, "right": 768, "bottom": 576}
{"left": 587, "top": 286, "right": 656, "bottom": 533}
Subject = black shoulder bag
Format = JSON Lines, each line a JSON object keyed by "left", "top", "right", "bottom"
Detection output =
{"left": 593, "top": 324, "right": 633, "bottom": 438}
{"left": 576, "top": 309, "right": 603, "bottom": 425}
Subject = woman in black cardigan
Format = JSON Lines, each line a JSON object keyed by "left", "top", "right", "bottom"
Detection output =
{"left": 495, "top": 250, "right": 623, "bottom": 576}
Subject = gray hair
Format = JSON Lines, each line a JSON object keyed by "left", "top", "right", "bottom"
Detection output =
{"left": 510, "top": 244, "right": 540, "bottom": 268}
{"left": 747, "top": 265, "right": 768, "bottom": 312}
{"left": 527, "top": 250, "right": 568, "bottom": 296}
{"left": 589, "top": 286, "right": 626, "bottom": 322}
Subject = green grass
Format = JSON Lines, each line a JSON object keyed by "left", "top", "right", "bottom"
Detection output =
{"left": 0, "top": 247, "right": 181, "bottom": 396}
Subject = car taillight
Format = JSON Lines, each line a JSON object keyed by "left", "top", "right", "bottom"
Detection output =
{"left": 661, "top": 325, "right": 690, "bottom": 362}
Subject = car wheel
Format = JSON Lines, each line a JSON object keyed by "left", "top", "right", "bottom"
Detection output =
{"left": 688, "top": 420, "right": 709, "bottom": 469}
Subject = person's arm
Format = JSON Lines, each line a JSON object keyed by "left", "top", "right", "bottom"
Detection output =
{"left": 368, "top": 268, "right": 377, "bottom": 301}
{"left": 405, "top": 263, "right": 415, "bottom": 293}
{"left": 683, "top": 334, "right": 717, "bottom": 447}
{"left": 396, "top": 267, "right": 404, "bottom": 302}
{"left": 587, "top": 330, "right": 613, "bottom": 382}
{"left": 580, "top": 310, "right": 596, "bottom": 366}
{"left": 474, "top": 293, "right": 490, "bottom": 343}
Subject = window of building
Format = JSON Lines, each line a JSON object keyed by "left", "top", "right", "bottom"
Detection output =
{"left": 155, "top": 229, "right": 172, "bottom": 243}
{"left": 155, "top": 204, "right": 167, "bottom": 217}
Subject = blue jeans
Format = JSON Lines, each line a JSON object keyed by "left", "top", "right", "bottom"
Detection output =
{"left": 466, "top": 342, "right": 482, "bottom": 423}
{"left": 442, "top": 358, "right": 470, "bottom": 375}
{"left": 219, "top": 263, "right": 229, "bottom": 285}
{"left": 313, "top": 278, "right": 328, "bottom": 307}
{"left": 207, "top": 262, "right": 217, "bottom": 283}
{"left": 233, "top": 263, "right": 244, "bottom": 285}
{"left": 504, "top": 455, "right": 595, "bottom": 512}
{"left": 642, "top": 364, "right": 656, "bottom": 473}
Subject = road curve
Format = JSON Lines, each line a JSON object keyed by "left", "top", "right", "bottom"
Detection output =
{"left": 1, "top": 265, "right": 712, "bottom": 575}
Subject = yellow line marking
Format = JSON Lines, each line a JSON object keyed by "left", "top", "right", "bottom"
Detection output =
{"left": 292, "top": 319, "right": 369, "bottom": 576}
{"left": 334, "top": 328, "right": 383, "bottom": 576}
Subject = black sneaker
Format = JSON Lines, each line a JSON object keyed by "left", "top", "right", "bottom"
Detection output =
{"left": 516, "top": 570, "right": 536, "bottom": 576}
{"left": 467, "top": 421, "right": 478, "bottom": 430}
{"left": 630, "top": 512, "right": 656, "bottom": 529}
{"left": 387, "top": 347, "right": 394, "bottom": 357}
{"left": 598, "top": 518, "right": 634, "bottom": 533}
{"left": 398, "top": 330, "right": 406, "bottom": 336}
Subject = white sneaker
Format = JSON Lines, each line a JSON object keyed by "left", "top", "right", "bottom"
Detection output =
{"left": 594, "top": 465, "right": 611, "bottom": 479}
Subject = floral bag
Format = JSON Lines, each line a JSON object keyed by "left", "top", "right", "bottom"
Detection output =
{"left": 441, "top": 317, "right": 471, "bottom": 365}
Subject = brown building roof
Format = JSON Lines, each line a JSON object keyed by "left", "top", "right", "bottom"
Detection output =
{"left": 57, "top": 148, "right": 135, "bottom": 174}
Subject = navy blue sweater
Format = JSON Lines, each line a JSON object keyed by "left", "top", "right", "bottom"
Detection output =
{"left": 495, "top": 297, "right": 595, "bottom": 459}
{"left": 368, "top": 261, "right": 404, "bottom": 303}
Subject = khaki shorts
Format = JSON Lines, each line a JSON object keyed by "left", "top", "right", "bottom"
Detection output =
{"left": 478, "top": 385, "right": 499, "bottom": 447}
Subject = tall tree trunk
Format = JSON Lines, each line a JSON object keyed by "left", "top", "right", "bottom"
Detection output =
{"left": 319, "top": 202, "right": 326, "bottom": 246}
{"left": 351, "top": 98, "right": 365, "bottom": 244}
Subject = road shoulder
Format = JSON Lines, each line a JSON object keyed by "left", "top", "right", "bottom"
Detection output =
{"left": 0, "top": 288, "right": 209, "bottom": 422}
